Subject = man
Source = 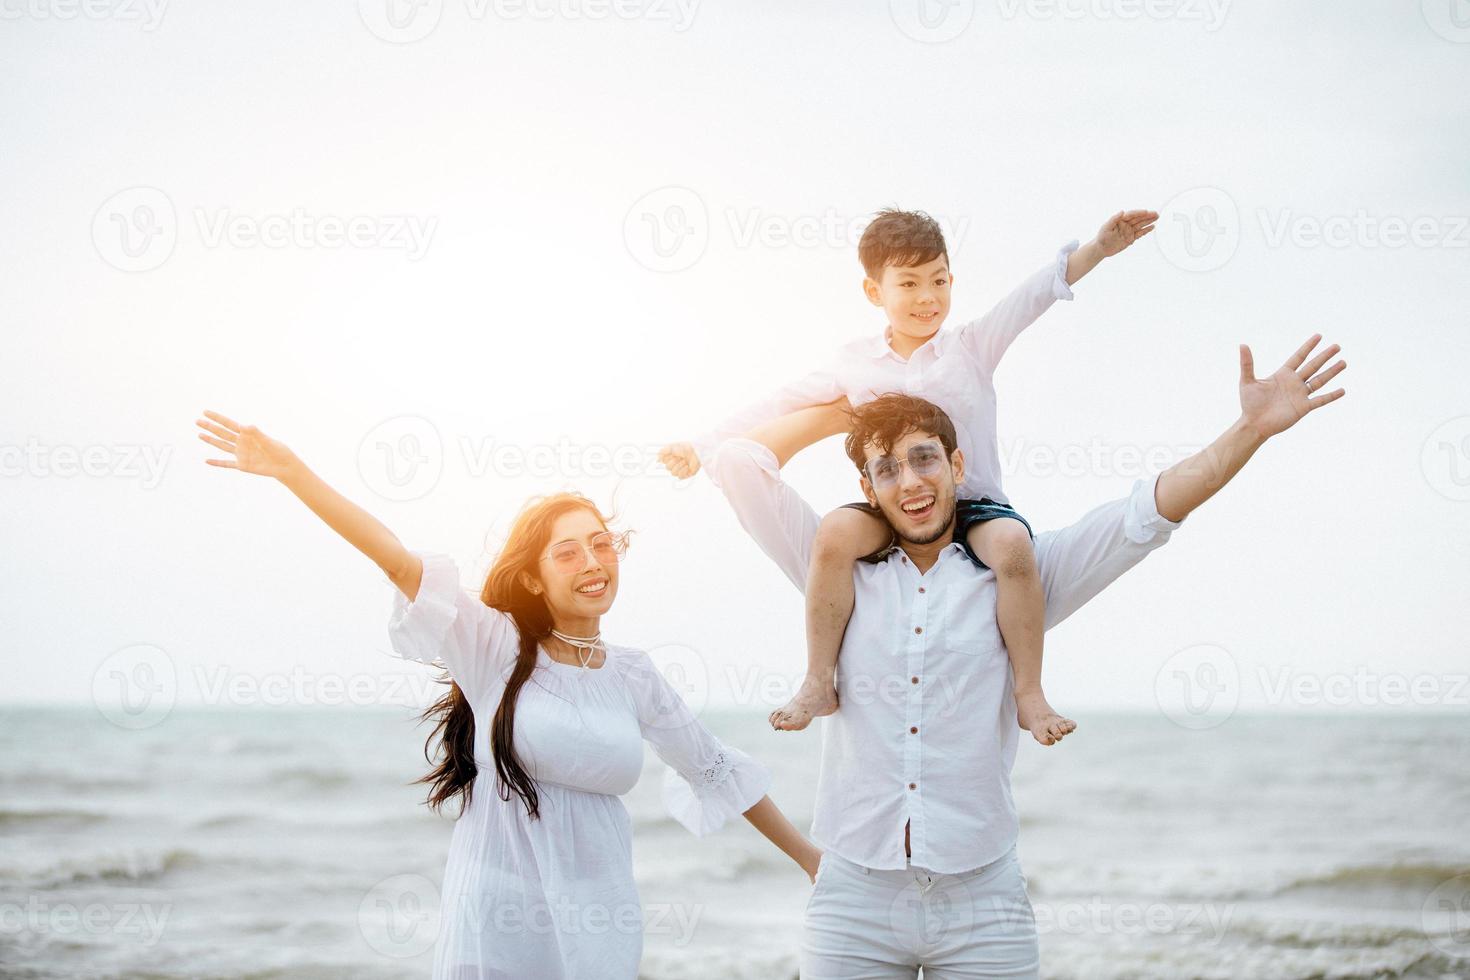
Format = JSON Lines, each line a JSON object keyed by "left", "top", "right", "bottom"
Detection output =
{"left": 700, "top": 335, "right": 1345, "bottom": 977}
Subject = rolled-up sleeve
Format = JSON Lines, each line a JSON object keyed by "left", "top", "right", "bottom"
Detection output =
{"left": 1036, "top": 473, "right": 1183, "bottom": 631}
{"left": 703, "top": 438, "right": 822, "bottom": 594}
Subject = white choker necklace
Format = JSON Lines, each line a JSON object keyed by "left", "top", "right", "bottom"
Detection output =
{"left": 549, "top": 629, "right": 603, "bottom": 670}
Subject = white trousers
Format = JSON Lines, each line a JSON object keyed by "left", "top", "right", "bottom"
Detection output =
{"left": 800, "top": 846, "right": 1040, "bottom": 979}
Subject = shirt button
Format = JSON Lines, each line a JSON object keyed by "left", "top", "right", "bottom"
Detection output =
{"left": 910, "top": 726, "right": 918, "bottom": 734}
{"left": 908, "top": 783, "right": 917, "bottom": 790}
{"left": 918, "top": 586, "right": 926, "bottom": 594}
{"left": 911, "top": 676, "right": 919, "bottom": 684}
{"left": 914, "top": 627, "right": 923, "bottom": 635}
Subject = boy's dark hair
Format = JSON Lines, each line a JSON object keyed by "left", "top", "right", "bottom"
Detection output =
{"left": 844, "top": 394, "right": 959, "bottom": 476}
{"left": 858, "top": 208, "right": 949, "bottom": 281}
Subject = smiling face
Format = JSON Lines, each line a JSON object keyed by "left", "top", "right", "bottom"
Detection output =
{"left": 859, "top": 427, "right": 964, "bottom": 548}
{"left": 864, "top": 255, "right": 953, "bottom": 349}
{"left": 521, "top": 508, "right": 620, "bottom": 629}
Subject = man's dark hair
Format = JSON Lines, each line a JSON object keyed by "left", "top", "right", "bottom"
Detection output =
{"left": 844, "top": 394, "right": 958, "bottom": 476}
{"left": 857, "top": 208, "right": 949, "bottom": 281}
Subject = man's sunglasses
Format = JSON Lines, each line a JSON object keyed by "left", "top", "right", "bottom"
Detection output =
{"left": 864, "top": 441, "right": 948, "bottom": 489}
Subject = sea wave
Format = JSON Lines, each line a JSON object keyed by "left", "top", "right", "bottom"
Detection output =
{"left": 0, "top": 808, "right": 108, "bottom": 829}
{"left": 1270, "top": 860, "right": 1470, "bottom": 897}
{"left": 2, "top": 848, "right": 202, "bottom": 888}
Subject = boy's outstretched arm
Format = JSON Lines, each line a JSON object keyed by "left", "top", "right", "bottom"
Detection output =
{"left": 742, "top": 398, "right": 852, "bottom": 469}
{"left": 957, "top": 209, "right": 1157, "bottom": 377}
{"left": 1064, "top": 209, "right": 1158, "bottom": 286}
{"left": 660, "top": 367, "right": 845, "bottom": 480}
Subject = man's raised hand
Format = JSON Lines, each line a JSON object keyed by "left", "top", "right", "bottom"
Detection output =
{"left": 1239, "top": 334, "right": 1347, "bottom": 440}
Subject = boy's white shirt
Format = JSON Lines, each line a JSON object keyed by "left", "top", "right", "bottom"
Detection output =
{"left": 691, "top": 240, "right": 1081, "bottom": 504}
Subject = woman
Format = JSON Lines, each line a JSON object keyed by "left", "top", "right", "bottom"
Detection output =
{"left": 195, "top": 410, "right": 821, "bottom": 979}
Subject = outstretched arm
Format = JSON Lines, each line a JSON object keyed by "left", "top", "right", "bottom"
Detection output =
{"left": 698, "top": 407, "right": 844, "bottom": 593}
{"left": 957, "top": 209, "right": 1158, "bottom": 376}
{"left": 743, "top": 398, "right": 852, "bottom": 470}
{"left": 661, "top": 366, "right": 845, "bottom": 479}
{"left": 1154, "top": 333, "right": 1346, "bottom": 522}
{"left": 1034, "top": 333, "right": 1347, "bottom": 631}
{"left": 195, "top": 411, "right": 423, "bottom": 600}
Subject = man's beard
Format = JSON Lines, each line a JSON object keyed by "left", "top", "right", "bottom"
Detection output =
{"left": 882, "top": 492, "right": 957, "bottom": 547}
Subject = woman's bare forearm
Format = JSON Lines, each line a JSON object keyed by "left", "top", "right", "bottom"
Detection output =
{"left": 742, "top": 795, "right": 821, "bottom": 880}
{"left": 277, "top": 460, "right": 423, "bottom": 599}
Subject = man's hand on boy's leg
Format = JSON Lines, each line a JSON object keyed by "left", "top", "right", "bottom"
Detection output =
{"left": 970, "top": 519, "right": 1077, "bottom": 746}
{"left": 659, "top": 442, "right": 701, "bottom": 479}
{"left": 1065, "top": 208, "right": 1159, "bottom": 285}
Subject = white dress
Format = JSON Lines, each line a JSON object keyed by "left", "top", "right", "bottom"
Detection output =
{"left": 386, "top": 552, "right": 771, "bottom": 980}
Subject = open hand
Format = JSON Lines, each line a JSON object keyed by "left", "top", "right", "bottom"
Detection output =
{"left": 659, "top": 442, "right": 701, "bottom": 480}
{"left": 1239, "top": 334, "right": 1347, "bottom": 439}
{"left": 196, "top": 410, "right": 299, "bottom": 479}
{"left": 1095, "top": 209, "right": 1159, "bottom": 256}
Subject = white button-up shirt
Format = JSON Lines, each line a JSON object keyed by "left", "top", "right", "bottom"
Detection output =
{"left": 705, "top": 438, "right": 1183, "bottom": 873}
{"left": 693, "top": 242, "right": 1079, "bottom": 504}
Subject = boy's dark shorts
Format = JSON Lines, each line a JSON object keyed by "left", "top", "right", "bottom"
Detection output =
{"left": 838, "top": 497, "right": 1034, "bottom": 570}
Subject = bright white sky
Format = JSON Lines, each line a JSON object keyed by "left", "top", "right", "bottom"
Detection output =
{"left": 3, "top": 0, "right": 1468, "bottom": 720}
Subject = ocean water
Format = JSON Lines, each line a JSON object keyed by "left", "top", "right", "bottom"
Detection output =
{"left": 1, "top": 706, "right": 1467, "bottom": 979}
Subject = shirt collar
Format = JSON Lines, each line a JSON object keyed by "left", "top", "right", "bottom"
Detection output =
{"left": 883, "top": 540, "right": 969, "bottom": 568}
{"left": 871, "top": 324, "right": 943, "bottom": 363}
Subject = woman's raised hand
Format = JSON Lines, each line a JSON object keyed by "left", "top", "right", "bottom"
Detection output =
{"left": 196, "top": 410, "right": 299, "bottom": 479}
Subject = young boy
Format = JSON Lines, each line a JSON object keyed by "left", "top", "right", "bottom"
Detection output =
{"left": 659, "top": 207, "right": 1157, "bottom": 745}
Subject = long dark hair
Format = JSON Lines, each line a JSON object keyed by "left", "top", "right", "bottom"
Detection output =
{"left": 415, "top": 492, "right": 613, "bottom": 819}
